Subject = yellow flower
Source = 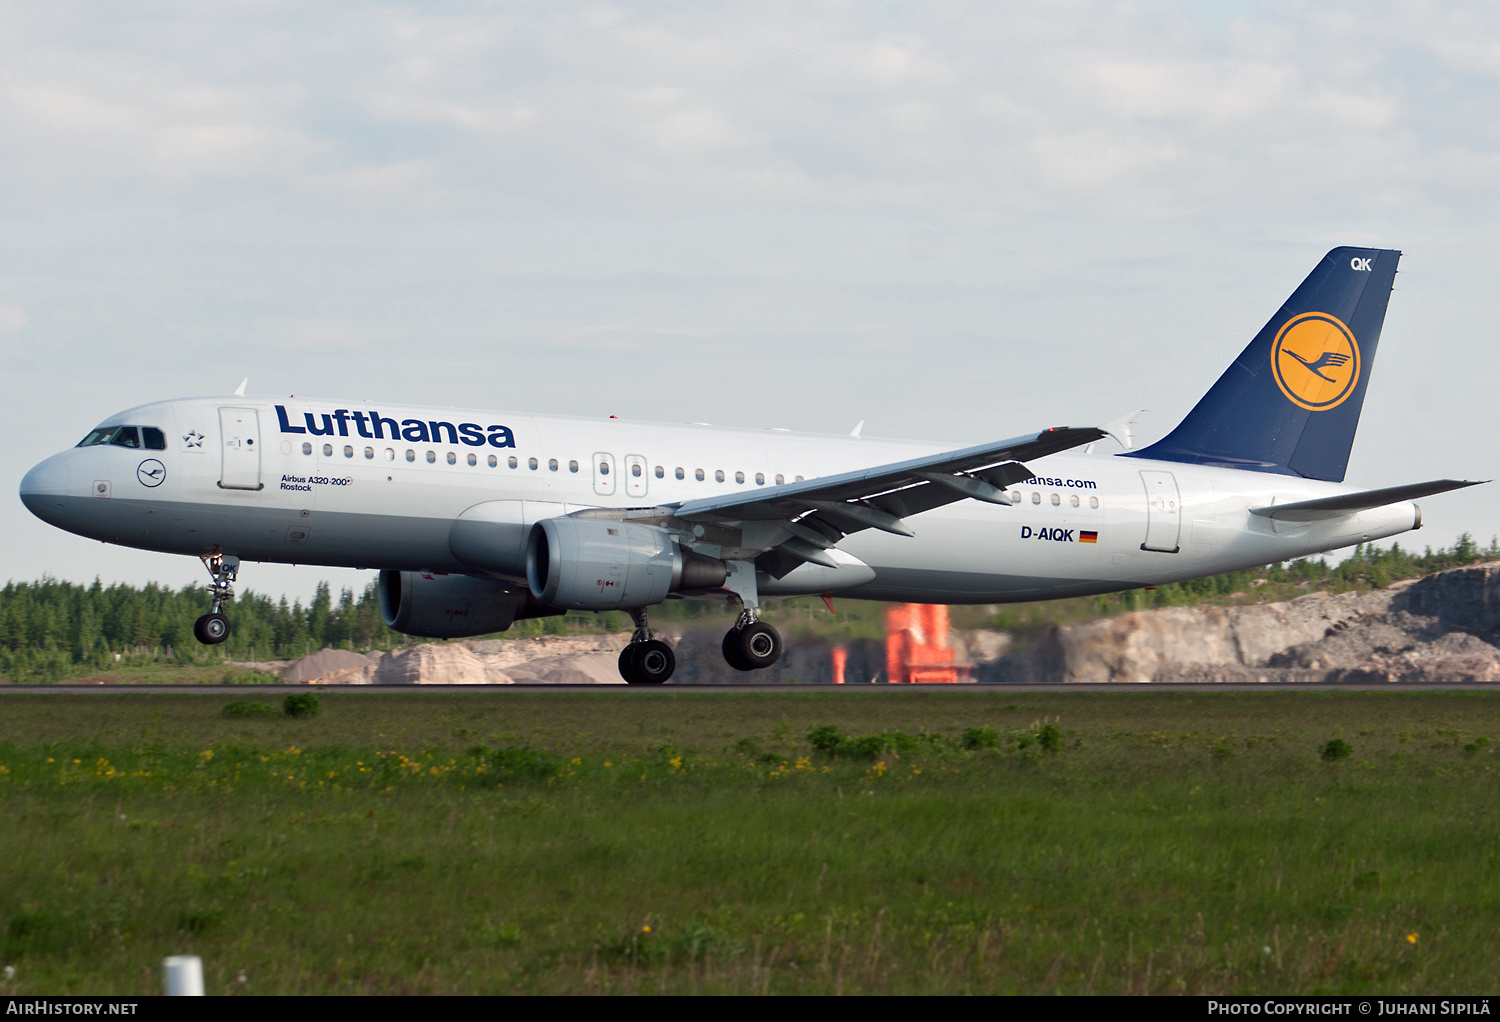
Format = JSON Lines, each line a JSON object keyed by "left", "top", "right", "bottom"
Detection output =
{"left": 1406, "top": 933, "right": 1419, "bottom": 944}
{"left": 642, "top": 925, "right": 651, "bottom": 933}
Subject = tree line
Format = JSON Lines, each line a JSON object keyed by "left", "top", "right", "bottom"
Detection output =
{"left": 2, "top": 535, "right": 1496, "bottom": 683}
{"left": 0, "top": 578, "right": 400, "bottom": 683}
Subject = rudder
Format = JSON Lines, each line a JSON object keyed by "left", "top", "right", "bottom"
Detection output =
{"left": 1127, "top": 246, "right": 1399, "bottom": 482}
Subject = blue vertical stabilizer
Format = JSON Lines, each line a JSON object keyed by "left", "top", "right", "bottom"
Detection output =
{"left": 1126, "top": 247, "right": 1399, "bottom": 482}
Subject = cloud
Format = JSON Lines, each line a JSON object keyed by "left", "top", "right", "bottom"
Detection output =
{"left": 0, "top": 2, "right": 1493, "bottom": 224}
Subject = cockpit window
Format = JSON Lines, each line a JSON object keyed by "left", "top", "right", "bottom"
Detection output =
{"left": 78, "top": 425, "right": 165, "bottom": 450}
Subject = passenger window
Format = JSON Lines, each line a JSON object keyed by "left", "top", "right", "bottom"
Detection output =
{"left": 447, "top": 452, "right": 457, "bottom": 465}
{"left": 466, "top": 453, "right": 476, "bottom": 466}
{"left": 695, "top": 469, "right": 705, "bottom": 481}
{"left": 795, "top": 475, "right": 804, "bottom": 482}
{"left": 364, "top": 447, "right": 374, "bottom": 460}
{"left": 324, "top": 444, "right": 334, "bottom": 457}
{"left": 598, "top": 461, "right": 609, "bottom": 475}
{"left": 1090, "top": 495, "right": 1100, "bottom": 509}
{"left": 109, "top": 427, "right": 141, "bottom": 449}
{"left": 632, "top": 463, "right": 642, "bottom": 478}
{"left": 384, "top": 449, "right": 394, "bottom": 461}
{"left": 142, "top": 427, "right": 166, "bottom": 450}
{"left": 508, "top": 456, "right": 518, "bottom": 469}
{"left": 655, "top": 466, "right": 664, "bottom": 479}
{"left": 426, "top": 451, "right": 436, "bottom": 464}
{"left": 569, "top": 460, "right": 579, "bottom": 473}
{"left": 1070, "top": 494, "right": 1079, "bottom": 507}
{"left": 1051, "top": 493, "right": 1060, "bottom": 506}
{"left": 775, "top": 474, "right": 784, "bottom": 485}
{"left": 549, "top": 459, "right": 559, "bottom": 472}
{"left": 1009, "top": 491, "right": 1020, "bottom": 503}
{"left": 1031, "top": 492, "right": 1041, "bottom": 504}
{"left": 528, "top": 458, "right": 538, "bottom": 470}
{"left": 755, "top": 473, "right": 765, "bottom": 485}
{"left": 405, "top": 449, "right": 415, "bottom": 462}
{"left": 735, "top": 471, "right": 745, "bottom": 484}
{"left": 343, "top": 445, "right": 353, "bottom": 458}
{"left": 676, "top": 467, "right": 685, "bottom": 480}
{"left": 715, "top": 470, "right": 725, "bottom": 483}
{"left": 488, "top": 454, "right": 497, "bottom": 467}
{"left": 302, "top": 442, "right": 313, "bottom": 456}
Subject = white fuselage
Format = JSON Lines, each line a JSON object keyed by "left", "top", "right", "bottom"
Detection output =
{"left": 20, "top": 396, "right": 1420, "bottom": 604}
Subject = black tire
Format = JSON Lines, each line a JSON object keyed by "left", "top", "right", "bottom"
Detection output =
{"left": 618, "top": 645, "right": 643, "bottom": 684}
{"left": 735, "top": 621, "right": 782, "bottom": 670}
{"left": 635, "top": 640, "right": 675, "bottom": 684}
{"left": 194, "top": 612, "right": 230, "bottom": 645}
{"left": 722, "top": 628, "right": 752, "bottom": 672}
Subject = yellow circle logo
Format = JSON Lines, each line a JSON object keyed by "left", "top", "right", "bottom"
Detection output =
{"left": 1271, "top": 312, "right": 1361, "bottom": 411}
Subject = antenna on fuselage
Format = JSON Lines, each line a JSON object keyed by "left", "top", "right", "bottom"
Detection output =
{"left": 233, "top": 378, "right": 248, "bottom": 396}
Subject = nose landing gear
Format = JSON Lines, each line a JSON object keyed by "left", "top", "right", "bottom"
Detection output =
{"left": 193, "top": 553, "right": 239, "bottom": 646}
{"left": 618, "top": 607, "right": 676, "bottom": 684}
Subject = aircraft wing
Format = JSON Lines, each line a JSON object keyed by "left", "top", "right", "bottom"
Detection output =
{"left": 1249, "top": 479, "right": 1485, "bottom": 521}
{"left": 639, "top": 425, "right": 1105, "bottom": 575}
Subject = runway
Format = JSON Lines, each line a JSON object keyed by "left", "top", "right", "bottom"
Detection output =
{"left": 2, "top": 683, "right": 1499, "bottom": 694}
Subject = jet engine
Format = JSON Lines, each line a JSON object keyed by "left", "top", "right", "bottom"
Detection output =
{"left": 378, "top": 570, "right": 562, "bottom": 639}
{"left": 526, "top": 517, "right": 727, "bottom": 610}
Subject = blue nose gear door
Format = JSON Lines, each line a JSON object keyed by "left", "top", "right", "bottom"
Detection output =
{"left": 219, "top": 407, "right": 263, "bottom": 490}
{"left": 1139, "top": 470, "right": 1181, "bottom": 553}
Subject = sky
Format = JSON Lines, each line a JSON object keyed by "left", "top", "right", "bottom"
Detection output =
{"left": 3, "top": 1, "right": 1498, "bottom": 604}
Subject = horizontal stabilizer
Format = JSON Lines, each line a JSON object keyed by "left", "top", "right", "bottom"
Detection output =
{"left": 1250, "top": 479, "right": 1484, "bottom": 521}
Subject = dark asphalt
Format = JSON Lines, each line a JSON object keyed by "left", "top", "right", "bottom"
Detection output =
{"left": 2, "top": 683, "right": 1498, "bottom": 694}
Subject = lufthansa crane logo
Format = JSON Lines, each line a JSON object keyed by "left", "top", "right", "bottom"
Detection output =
{"left": 1270, "top": 311, "right": 1361, "bottom": 411}
{"left": 136, "top": 459, "right": 166, "bottom": 488}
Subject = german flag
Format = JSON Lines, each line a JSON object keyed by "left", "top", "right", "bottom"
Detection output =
{"left": 1079, "top": 530, "right": 1098, "bottom": 544}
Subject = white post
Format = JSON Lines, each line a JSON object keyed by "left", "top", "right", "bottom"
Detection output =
{"left": 163, "top": 955, "right": 205, "bottom": 996}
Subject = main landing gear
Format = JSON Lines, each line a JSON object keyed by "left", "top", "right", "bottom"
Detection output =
{"left": 721, "top": 612, "right": 783, "bottom": 672}
{"left": 618, "top": 607, "right": 676, "bottom": 685}
{"left": 192, "top": 553, "right": 238, "bottom": 646}
{"left": 719, "top": 558, "right": 782, "bottom": 673}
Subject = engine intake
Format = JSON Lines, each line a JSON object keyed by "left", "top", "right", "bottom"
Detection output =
{"left": 526, "top": 517, "right": 726, "bottom": 610}
{"left": 378, "top": 570, "right": 562, "bottom": 639}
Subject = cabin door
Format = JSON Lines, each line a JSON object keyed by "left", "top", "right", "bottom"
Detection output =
{"left": 219, "top": 407, "right": 263, "bottom": 490}
{"left": 624, "top": 455, "right": 648, "bottom": 498}
{"left": 592, "top": 452, "right": 617, "bottom": 496}
{"left": 1139, "top": 470, "right": 1181, "bottom": 553}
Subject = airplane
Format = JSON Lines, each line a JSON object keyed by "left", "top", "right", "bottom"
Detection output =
{"left": 18, "top": 246, "right": 1482, "bottom": 684}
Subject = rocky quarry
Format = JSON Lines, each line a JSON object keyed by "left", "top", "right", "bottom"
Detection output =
{"left": 253, "top": 561, "right": 1500, "bottom": 685}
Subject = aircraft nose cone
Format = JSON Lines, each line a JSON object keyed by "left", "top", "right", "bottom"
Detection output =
{"left": 19, "top": 454, "right": 73, "bottom": 525}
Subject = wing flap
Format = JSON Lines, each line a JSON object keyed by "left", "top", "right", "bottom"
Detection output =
{"left": 670, "top": 426, "right": 1104, "bottom": 524}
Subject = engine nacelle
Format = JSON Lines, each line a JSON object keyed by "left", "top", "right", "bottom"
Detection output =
{"left": 526, "top": 517, "right": 727, "bottom": 610}
{"left": 378, "top": 570, "right": 561, "bottom": 639}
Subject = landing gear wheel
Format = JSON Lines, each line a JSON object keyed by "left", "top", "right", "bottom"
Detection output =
{"left": 734, "top": 621, "right": 782, "bottom": 670}
{"left": 194, "top": 612, "right": 231, "bottom": 645}
{"left": 634, "top": 640, "right": 675, "bottom": 684}
{"left": 618, "top": 645, "right": 643, "bottom": 684}
{"left": 722, "top": 628, "right": 752, "bottom": 672}
{"left": 619, "top": 640, "right": 676, "bottom": 684}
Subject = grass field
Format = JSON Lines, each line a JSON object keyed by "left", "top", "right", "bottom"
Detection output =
{"left": 2, "top": 689, "right": 1498, "bottom": 995}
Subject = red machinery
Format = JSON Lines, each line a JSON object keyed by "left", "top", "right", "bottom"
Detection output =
{"left": 884, "top": 604, "right": 971, "bottom": 684}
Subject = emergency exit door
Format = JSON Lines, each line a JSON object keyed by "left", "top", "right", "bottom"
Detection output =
{"left": 219, "top": 407, "right": 263, "bottom": 490}
{"left": 1139, "top": 470, "right": 1181, "bottom": 553}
